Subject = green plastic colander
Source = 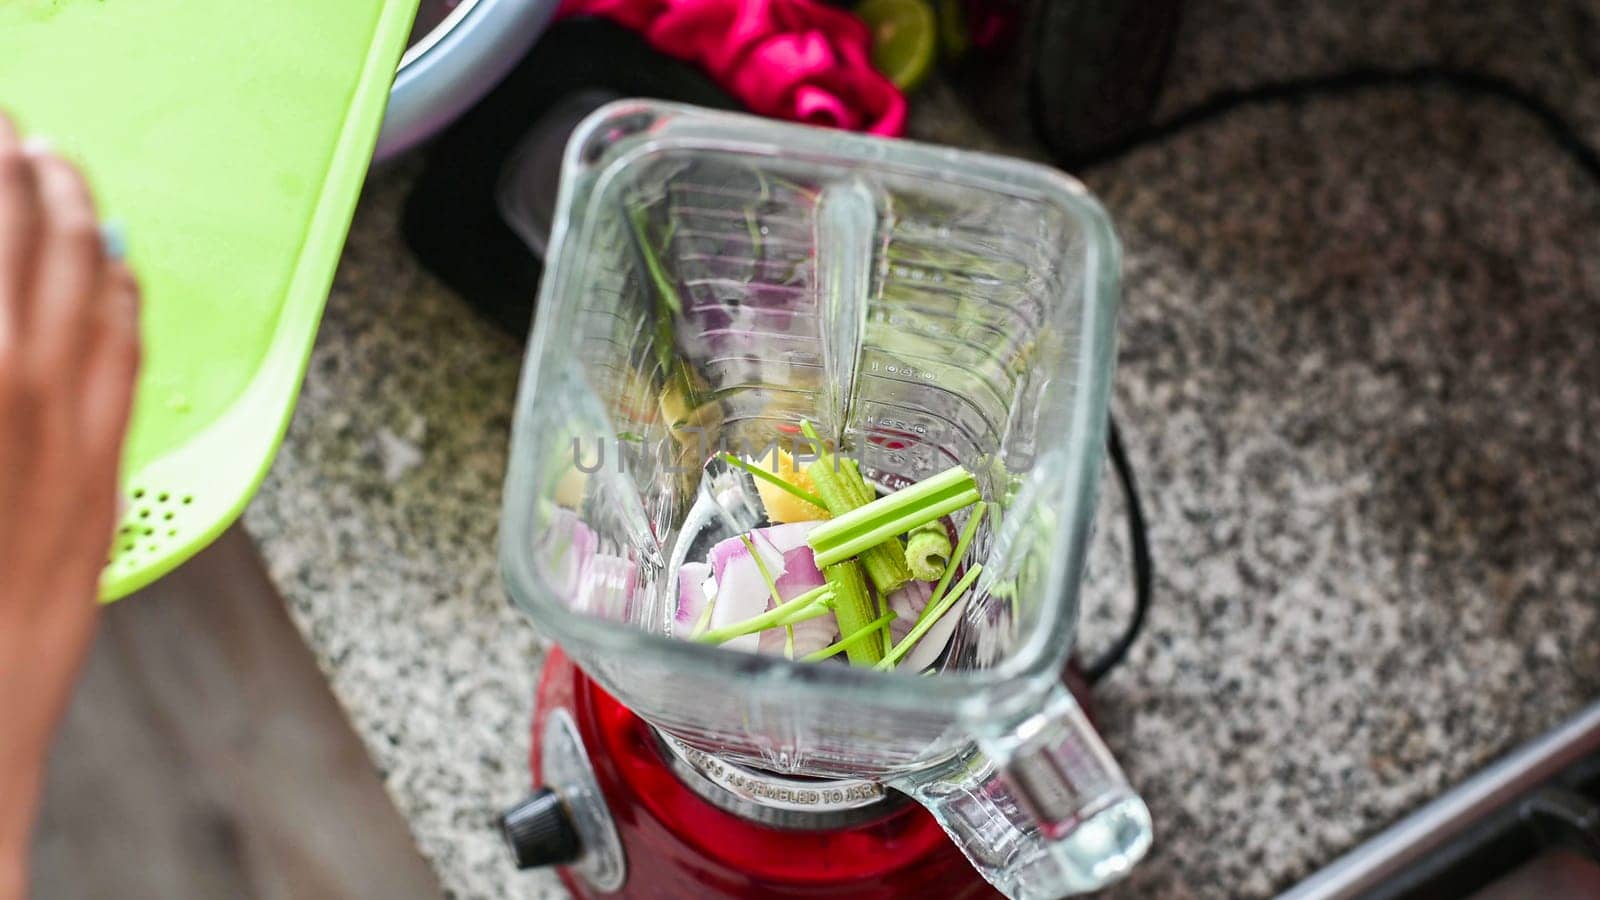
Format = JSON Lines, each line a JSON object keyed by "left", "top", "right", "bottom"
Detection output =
{"left": 0, "top": 0, "right": 420, "bottom": 599}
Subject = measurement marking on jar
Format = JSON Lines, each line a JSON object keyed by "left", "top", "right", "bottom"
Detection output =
{"left": 868, "top": 359, "right": 939, "bottom": 382}
{"left": 866, "top": 417, "right": 929, "bottom": 436}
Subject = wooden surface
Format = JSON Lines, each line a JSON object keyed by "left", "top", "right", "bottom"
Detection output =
{"left": 30, "top": 527, "right": 444, "bottom": 900}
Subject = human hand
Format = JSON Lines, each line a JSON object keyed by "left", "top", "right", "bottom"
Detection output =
{"left": 0, "top": 111, "right": 141, "bottom": 897}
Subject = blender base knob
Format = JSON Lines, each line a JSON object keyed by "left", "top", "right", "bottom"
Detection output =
{"left": 500, "top": 787, "right": 582, "bottom": 869}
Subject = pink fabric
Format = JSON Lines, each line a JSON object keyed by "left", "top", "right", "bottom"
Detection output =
{"left": 560, "top": 0, "right": 907, "bottom": 136}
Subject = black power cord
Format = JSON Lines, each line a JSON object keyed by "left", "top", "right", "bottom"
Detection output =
{"left": 1064, "top": 63, "right": 1600, "bottom": 686}
{"left": 1083, "top": 417, "right": 1153, "bottom": 685}
{"left": 1062, "top": 64, "right": 1600, "bottom": 180}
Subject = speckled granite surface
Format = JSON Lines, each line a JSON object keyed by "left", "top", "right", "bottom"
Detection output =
{"left": 243, "top": 2, "right": 1600, "bottom": 898}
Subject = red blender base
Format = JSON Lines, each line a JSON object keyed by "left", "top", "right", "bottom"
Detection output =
{"left": 527, "top": 649, "right": 1007, "bottom": 899}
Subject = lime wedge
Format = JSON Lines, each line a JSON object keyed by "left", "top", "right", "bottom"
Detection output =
{"left": 856, "top": 0, "right": 938, "bottom": 91}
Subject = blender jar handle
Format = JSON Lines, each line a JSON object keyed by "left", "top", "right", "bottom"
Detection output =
{"left": 892, "top": 684, "right": 1152, "bottom": 899}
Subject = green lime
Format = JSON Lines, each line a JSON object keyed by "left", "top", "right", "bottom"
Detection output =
{"left": 856, "top": 0, "right": 938, "bottom": 92}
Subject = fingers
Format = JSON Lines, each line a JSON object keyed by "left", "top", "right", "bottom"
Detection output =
{"left": 0, "top": 128, "right": 140, "bottom": 528}
{"left": 0, "top": 112, "right": 141, "bottom": 600}
{"left": 0, "top": 111, "right": 42, "bottom": 347}
{"left": 76, "top": 261, "right": 140, "bottom": 557}
{"left": 81, "top": 260, "right": 141, "bottom": 476}
{"left": 24, "top": 152, "right": 105, "bottom": 384}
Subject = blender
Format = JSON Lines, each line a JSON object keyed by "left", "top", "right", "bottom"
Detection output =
{"left": 497, "top": 101, "right": 1151, "bottom": 899}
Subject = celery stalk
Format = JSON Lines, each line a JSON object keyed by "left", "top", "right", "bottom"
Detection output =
{"left": 906, "top": 521, "right": 953, "bottom": 581}
{"left": 721, "top": 452, "right": 828, "bottom": 511}
{"left": 878, "top": 564, "right": 983, "bottom": 671}
{"left": 823, "top": 561, "right": 881, "bottom": 665}
{"left": 840, "top": 458, "right": 875, "bottom": 507}
{"left": 797, "top": 422, "right": 911, "bottom": 593}
{"left": 920, "top": 502, "right": 986, "bottom": 626}
{"left": 806, "top": 453, "right": 857, "bottom": 516}
{"left": 876, "top": 587, "right": 893, "bottom": 657}
{"left": 773, "top": 595, "right": 834, "bottom": 627}
{"left": 803, "top": 612, "right": 898, "bottom": 662}
{"left": 807, "top": 466, "right": 980, "bottom": 568}
{"left": 690, "top": 590, "right": 718, "bottom": 638}
{"left": 743, "top": 534, "right": 784, "bottom": 607}
{"left": 841, "top": 459, "right": 912, "bottom": 593}
{"left": 858, "top": 531, "right": 912, "bottom": 593}
{"left": 628, "top": 205, "right": 681, "bottom": 315}
{"left": 694, "top": 584, "right": 832, "bottom": 645}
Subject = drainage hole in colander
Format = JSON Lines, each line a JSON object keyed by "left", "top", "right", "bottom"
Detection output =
{"left": 163, "top": 512, "right": 174, "bottom": 521}
{"left": 132, "top": 488, "right": 145, "bottom": 499}
{"left": 182, "top": 495, "right": 193, "bottom": 505}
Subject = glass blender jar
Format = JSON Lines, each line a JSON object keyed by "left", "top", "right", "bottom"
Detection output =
{"left": 500, "top": 101, "right": 1151, "bottom": 899}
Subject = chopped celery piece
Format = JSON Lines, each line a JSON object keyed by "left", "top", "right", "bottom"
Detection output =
{"left": 803, "top": 612, "right": 898, "bottom": 662}
{"left": 919, "top": 502, "right": 986, "bottom": 626}
{"left": 694, "top": 584, "right": 832, "bottom": 645}
{"left": 862, "top": 548, "right": 912, "bottom": 600}
{"left": 906, "top": 521, "right": 952, "bottom": 581}
{"left": 721, "top": 452, "right": 828, "bottom": 512}
{"left": 798, "top": 421, "right": 910, "bottom": 594}
{"left": 690, "top": 589, "right": 718, "bottom": 638}
{"left": 627, "top": 205, "right": 681, "bottom": 315}
{"left": 876, "top": 586, "right": 893, "bottom": 656}
{"left": 773, "top": 594, "right": 835, "bottom": 627}
{"left": 807, "top": 466, "right": 980, "bottom": 568}
{"left": 878, "top": 564, "right": 982, "bottom": 670}
{"left": 840, "top": 458, "right": 912, "bottom": 592}
{"left": 823, "top": 561, "right": 880, "bottom": 665}
{"left": 805, "top": 450, "right": 858, "bottom": 514}
{"left": 743, "top": 535, "right": 783, "bottom": 608}
{"left": 840, "top": 458, "right": 875, "bottom": 507}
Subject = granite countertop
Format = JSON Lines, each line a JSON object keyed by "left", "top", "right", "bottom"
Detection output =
{"left": 242, "top": 2, "right": 1600, "bottom": 897}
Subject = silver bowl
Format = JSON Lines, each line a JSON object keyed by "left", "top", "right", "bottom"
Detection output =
{"left": 375, "top": 0, "right": 560, "bottom": 161}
